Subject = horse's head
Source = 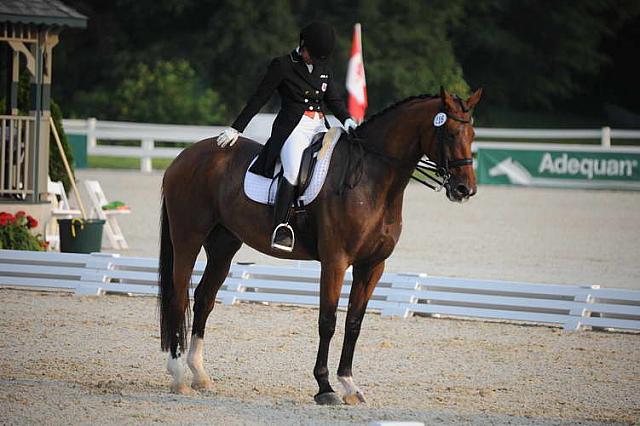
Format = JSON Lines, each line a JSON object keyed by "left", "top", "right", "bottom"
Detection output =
{"left": 422, "top": 87, "right": 482, "bottom": 202}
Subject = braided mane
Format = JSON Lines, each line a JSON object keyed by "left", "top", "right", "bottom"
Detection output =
{"left": 357, "top": 93, "right": 439, "bottom": 131}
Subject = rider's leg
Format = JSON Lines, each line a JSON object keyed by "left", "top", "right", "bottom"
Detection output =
{"left": 281, "top": 114, "right": 328, "bottom": 185}
{"left": 271, "top": 176, "right": 297, "bottom": 251}
{"left": 271, "top": 133, "right": 302, "bottom": 251}
{"left": 272, "top": 115, "right": 323, "bottom": 251}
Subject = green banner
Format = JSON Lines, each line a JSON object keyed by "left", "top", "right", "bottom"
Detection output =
{"left": 477, "top": 146, "right": 640, "bottom": 190}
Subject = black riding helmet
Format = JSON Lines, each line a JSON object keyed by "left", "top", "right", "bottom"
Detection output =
{"left": 300, "top": 21, "right": 335, "bottom": 61}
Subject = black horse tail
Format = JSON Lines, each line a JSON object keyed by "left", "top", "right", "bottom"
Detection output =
{"left": 158, "top": 197, "right": 188, "bottom": 352}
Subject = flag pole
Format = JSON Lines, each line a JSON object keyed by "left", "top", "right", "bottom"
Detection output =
{"left": 346, "top": 22, "right": 367, "bottom": 124}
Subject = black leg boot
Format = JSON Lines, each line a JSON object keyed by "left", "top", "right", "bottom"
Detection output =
{"left": 271, "top": 178, "right": 297, "bottom": 252}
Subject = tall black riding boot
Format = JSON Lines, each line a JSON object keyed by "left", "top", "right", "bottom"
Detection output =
{"left": 271, "top": 178, "right": 297, "bottom": 252}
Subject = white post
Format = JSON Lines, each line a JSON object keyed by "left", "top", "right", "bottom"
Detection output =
{"left": 601, "top": 126, "right": 611, "bottom": 148}
{"left": 87, "top": 117, "right": 97, "bottom": 151}
{"left": 141, "top": 138, "right": 154, "bottom": 173}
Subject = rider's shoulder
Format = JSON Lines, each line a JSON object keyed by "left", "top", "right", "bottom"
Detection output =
{"left": 268, "top": 54, "right": 289, "bottom": 70}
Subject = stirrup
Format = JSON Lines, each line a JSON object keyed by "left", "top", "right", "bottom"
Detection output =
{"left": 271, "top": 223, "right": 295, "bottom": 252}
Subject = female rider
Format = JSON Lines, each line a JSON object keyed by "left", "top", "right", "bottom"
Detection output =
{"left": 217, "top": 21, "right": 356, "bottom": 252}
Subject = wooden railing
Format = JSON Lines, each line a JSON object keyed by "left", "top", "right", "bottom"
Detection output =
{"left": 0, "top": 115, "right": 35, "bottom": 198}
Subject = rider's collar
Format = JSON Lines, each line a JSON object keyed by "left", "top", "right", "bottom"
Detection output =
{"left": 291, "top": 47, "right": 302, "bottom": 62}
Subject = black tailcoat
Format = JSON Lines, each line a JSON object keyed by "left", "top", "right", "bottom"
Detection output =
{"left": 232, "top": 49, "right": 350, "bottom": 178}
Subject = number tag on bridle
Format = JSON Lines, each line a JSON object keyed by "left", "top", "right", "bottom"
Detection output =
{"left": 433, "top": 112, "right": 447, "bottom": 127}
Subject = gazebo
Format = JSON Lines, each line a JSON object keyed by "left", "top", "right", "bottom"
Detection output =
{"left": 0, "top": 0, "right": 86, "bottom": 211}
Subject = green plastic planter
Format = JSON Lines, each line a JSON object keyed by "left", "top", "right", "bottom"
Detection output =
{"left": 58, "top": 218, "right": 105, "bottom": 253}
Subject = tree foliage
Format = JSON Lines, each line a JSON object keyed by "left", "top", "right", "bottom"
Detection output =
{"left": 198, "top": 0, "right": 298, "bottom": 114}
{"left": 72, "top": 60, "right": 226, "bottom": 124}
{"left": 356, "top": 0, "right": 469, "bottom": 108}
{"left": 451, "top": 0, "right": 638, "bottom": 110}
{"left": 53, "top": 0, "right": 640, "bottom": 126}
{"left": 49, "top": 100, "right": 75, "bottom": 192}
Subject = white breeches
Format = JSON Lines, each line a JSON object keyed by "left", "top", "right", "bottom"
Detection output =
{"left": 281, "top": 113, "right": 327, "bottom": 185}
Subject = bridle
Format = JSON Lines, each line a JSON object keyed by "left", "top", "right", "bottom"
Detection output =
{"left": 412, "top": 101, "right": 474, "bottom": 191}
{"left": 339, "top": 99, "right": 475, "bottom": 194}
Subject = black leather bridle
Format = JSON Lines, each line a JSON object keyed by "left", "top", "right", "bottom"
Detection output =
{"left": 412, "top": 102, "right": 474, "bottom": 191}
{"left": 339, "top": 99, "right": 475, "bottom": 194}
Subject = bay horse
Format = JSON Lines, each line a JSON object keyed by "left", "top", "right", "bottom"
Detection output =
{"left": 159, "top": 86, "right": 482, "bottom": 404}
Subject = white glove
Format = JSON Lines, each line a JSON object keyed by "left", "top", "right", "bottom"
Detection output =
{"left": 343, "top": 118, "right": 357, "bottom": 132}
{"left": 216, "top": 127, "right": 239, "bottom": 147}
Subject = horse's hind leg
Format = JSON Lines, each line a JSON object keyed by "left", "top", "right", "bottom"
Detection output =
{"left": 188, "top": 225, "right": 242, "bottom": 391}
{"left": 165, "top": 230, "right": 204, "bottom": 395}
{"left": 337, "top": 260, "right": 385, "bottom": 405}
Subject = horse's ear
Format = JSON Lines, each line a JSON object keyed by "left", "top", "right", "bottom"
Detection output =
{"left": 439, "top": 86, "right": 456, "bottom": 111}
{"left": 466, "top": 88, "right": 483, "bottom": 109}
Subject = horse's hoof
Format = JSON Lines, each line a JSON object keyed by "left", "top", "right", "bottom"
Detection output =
{"left": 343, "top": 391, "right": 366, "bottom": 405}
{"left": 191, "top": 378, "right": 213, "bottom": 391}
{"left": 314, "top": 392, "right": 344, "bottom": 405}
{"left": 171, "top": 383, "right": 195, "bottom": 395}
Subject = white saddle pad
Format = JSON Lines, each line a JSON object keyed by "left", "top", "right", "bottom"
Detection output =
{"left": 243, "top": 127, "right": 344, "bottom": 205}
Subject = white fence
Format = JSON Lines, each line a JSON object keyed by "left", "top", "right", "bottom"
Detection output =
{"left": 62, "top": 117, "right": 640, "bottom": 172}
{"left": 1, "top": 249, "right": 639, "bottom": 332}
{"left": 0, "top": 115, "right": 35, "bottom": 198}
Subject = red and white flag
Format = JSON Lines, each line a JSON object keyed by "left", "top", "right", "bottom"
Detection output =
{"left": 346, "top": 23, "right": 367, "bottom": 123}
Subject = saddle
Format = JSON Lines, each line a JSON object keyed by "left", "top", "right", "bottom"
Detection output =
{"left": 243, "top": 127, "right": 343, "bottom": 206}
{"left": 297, "top": 132, "right": 325, "bottom": 197}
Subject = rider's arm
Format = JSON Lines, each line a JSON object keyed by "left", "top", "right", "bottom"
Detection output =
{"left": 323, "top": 76, "right": 350, "bottom": 125}
{"left": 231, "top": 58, "right": 283, "bottom": 132}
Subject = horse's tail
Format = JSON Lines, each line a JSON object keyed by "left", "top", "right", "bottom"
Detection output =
{"left": 158, "top": 196, "right": 188, "bottom": 352}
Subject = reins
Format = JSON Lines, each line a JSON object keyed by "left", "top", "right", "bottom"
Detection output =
{"left": 338, "top": 101, "right": 475, "bottom": 193}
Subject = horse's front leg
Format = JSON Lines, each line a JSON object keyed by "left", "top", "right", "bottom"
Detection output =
{"left": 313, "top": 258, "right": 348, "bottom": 405}
{"left": 337, "top": 261, "right": 385, "bottom": 405}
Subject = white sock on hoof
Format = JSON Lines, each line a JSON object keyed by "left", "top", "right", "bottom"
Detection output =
{"left": 338, "top": 375, "right": 362, "bottom": 396}
{"left": 187, "top": 336, "right": 209, "bottom": 383}
{"left": 167, "top": 353, "right": 187, "bottom": 390}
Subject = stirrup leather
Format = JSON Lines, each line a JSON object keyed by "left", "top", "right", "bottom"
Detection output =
{"left": 271, "top": 222, "right": 295, "bottom": 252}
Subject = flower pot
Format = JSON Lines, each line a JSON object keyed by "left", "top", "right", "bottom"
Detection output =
{"left": 58, "top": 218, "right": 105, "bottom": 253}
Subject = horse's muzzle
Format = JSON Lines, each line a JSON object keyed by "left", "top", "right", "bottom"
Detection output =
{"left": 446, "top": 182, "right": 476, "bottom": 202}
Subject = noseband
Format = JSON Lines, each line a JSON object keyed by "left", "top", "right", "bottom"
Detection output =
{"left": 339, "top": 99, "right": 474, "bottom": 194}
{"left": 412, "top": 102, "right": 474, "bottom": 191}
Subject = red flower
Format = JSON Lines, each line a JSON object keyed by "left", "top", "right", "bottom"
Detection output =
{"left": 0, "top": 212, "right": 15, "bottom": 226}
{"left": 15, "top": 210, "right": 26, "bottom": 218}
{"left": 27, "top": 216, "right": 38, "bottom": 229}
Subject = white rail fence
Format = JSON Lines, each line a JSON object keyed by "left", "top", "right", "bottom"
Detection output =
{"left": 62, "top": 117, "right": 640, "bottom": 172}
{"left": 1, "top": 115, "right": 35, "bottom": 197}
{"left": 1, "top": 249, "right": 639, "bottom": 332}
